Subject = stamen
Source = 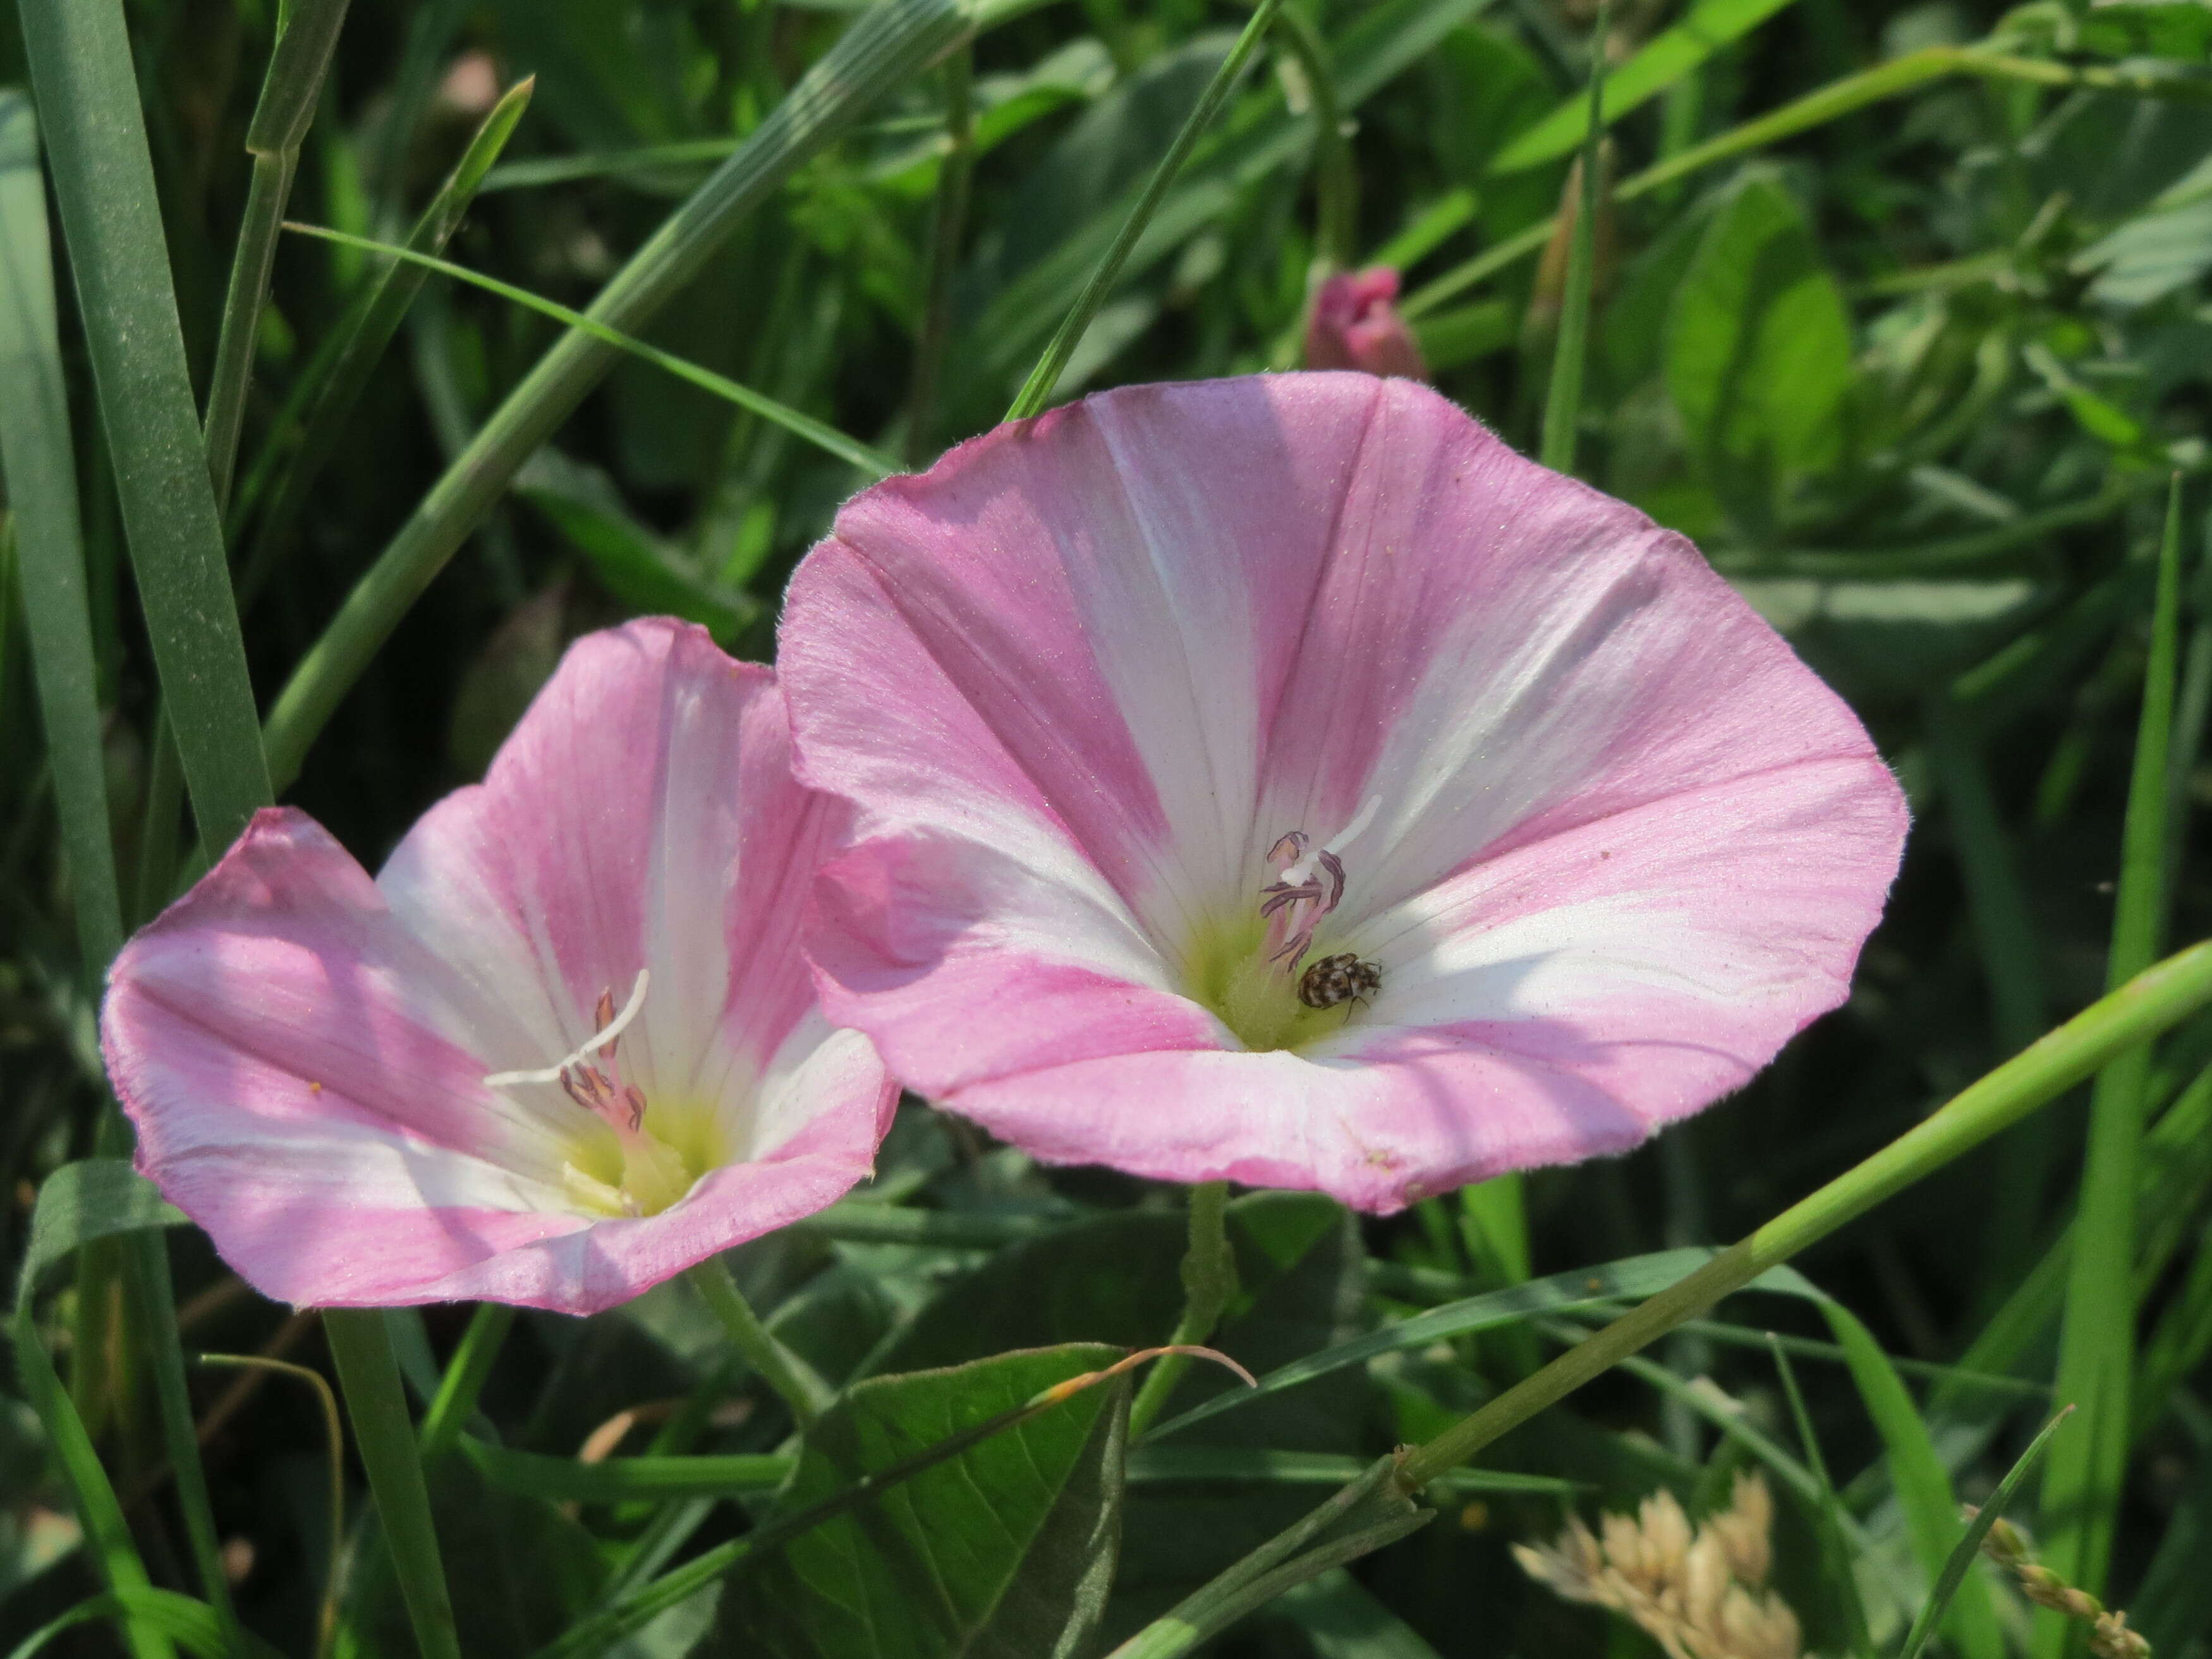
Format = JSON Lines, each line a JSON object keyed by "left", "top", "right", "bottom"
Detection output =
{"left": 485, "top": 969, "right": 651, "bottom": 1090}
{"left": 1259, "top": 796, "right": 1382, "bottom": 974}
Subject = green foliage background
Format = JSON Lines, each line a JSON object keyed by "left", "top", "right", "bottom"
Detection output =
{"left": 5, "top": 0, "right": 2212, "bottom": 1655}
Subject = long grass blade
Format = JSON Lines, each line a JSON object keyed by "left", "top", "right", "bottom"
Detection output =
{"left": 1004, "top": 0, "right": 1284, "bottom": 420}
{"left": 0, "top": 93, "right": 121, "bottom": 980}
{"left": 281, "top": 224, "right": 899, "bottom": 479}
{"left": 1899, "top": 1409, "right": 2074, "bottom": 1659}
{"left": 16, "top": 0, "right": 272, "bottom": 851}
{"left": 238, "top": 76, "right": 535, "bottom": 604}
{"left": 1768, "top": 1337, "right": 1876, "bottom": 1659}
{"left": 1536, "top": 1, "right": 1608, "bottom": 475}
{"left": 202, "top": 0, "right": 352, "bottom": 509}
{"left": 259, "top": 0, "right": 973, "bottom": 794}
{"left": 2039, "top": 478, "right": 2187, "bottom": 1627}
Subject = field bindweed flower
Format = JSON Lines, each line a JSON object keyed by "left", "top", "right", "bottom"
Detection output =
{"left": 101, "top": 620, "right": 893, "bottom": 1313}
{"left": 779, "top": 374, "right": 1905, "bottom": 1211}
{"left": 1304, "top": 268, "right": 1428, "bottom": 380}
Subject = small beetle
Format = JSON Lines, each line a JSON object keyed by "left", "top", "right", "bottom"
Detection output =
{"left": 1297, "top": 952, "right": 1382, "bottom": 1011}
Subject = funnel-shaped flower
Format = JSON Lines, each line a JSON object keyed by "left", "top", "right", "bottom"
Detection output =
{"left": 102, "top": 620, "right": 892, "bottom": 1313}
{"left": 1305, "top": 268, "right": 1428, "bottom": 380}
{"left": 780, "top": 374, "right": 1905, "bottom": 1212}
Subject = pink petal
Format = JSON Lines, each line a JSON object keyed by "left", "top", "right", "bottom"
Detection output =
{"left": 782, "top": 374, "right": 1907, "bottom": 1208}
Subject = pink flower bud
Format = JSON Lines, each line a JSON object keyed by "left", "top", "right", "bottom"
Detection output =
{"left": 1304, "top": 267, "right": 1428, "bottom": 380}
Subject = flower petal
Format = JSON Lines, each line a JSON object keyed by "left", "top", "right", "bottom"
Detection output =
{"left": 102, "top": 808, "right": 591, "bottom": 1304}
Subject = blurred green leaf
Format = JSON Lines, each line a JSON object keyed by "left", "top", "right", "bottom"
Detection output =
{"left": 719, "top": 1344, "right": 1129, "bottom": 1659}
{"left": 1897, "top": 1408, "right": 2071, "bottom": 1659}
{"left": 515, "top": 451, "right": 755, "bottom": 642}
{"left": 1492, "top": 0, "right": 1802, "bottom": 174}
{"left": 1665, "top": 167, "right": 1852, "bottom": 520}
{"left": 2076, "top": 3, "right": 2212, "bottom": 61}
{"left": 1271, "top": 1569, "right": 1443, "bottom": 1658}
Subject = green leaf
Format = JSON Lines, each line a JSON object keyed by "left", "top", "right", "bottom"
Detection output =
{"left": 1897, "top": 1409, "right": 2072, "bottom": 1659}
{"left": 719, "top": 1344, "right": 1130, "bottom": 1659}
{"left": 1270, "top": 1569, "right": 1443, "bottom": 1658}
{"left": 2078, "top": 193, "right": 2212, "bottom": 308}
{"left": 1819, "top": 1300, "right": 2002, "bottom": 1659}
{"left": 2040, "top": 481, "right": 2188, "bottom": 1627}
{"left": 2076, "top": 3, "right": 2212, "bottom": 61}
{"left": 0, "top": 92, "right": 122, "bottom": 982}
{"left": 16, "top": 0, "right": 273, "bottom": 851}
{"left": 1492, "top": 0, "right": 1803, "bottom": 174}
{"left": 351, "top": 1446, "right": 608, "bottom": 1659}
{"left": 1664, "top": 167, "right": 1852, "bottom": 514}
{"left": 514, "top": 451, "right": 756, "bottom": 641}
{"left": 12, "top": 1160, "right": 183, "bottom": 1309}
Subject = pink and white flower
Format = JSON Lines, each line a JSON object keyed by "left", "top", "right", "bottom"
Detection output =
{"left": 101, "top": 619, "right": 893, "bottom": 1313}
{"left": 779, "top": 374, "right": 1906, "bottom": 1212}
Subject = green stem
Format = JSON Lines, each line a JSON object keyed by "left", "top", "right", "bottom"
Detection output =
{"left": 686, "top": 1260, "right": 833, "bottom": 1427}
{"left": 906, "top": 46, "right": 973, "bottom": 467}
{"left": 195, "top": 1351, "right": 345, "bottom": 1659}
{"left": 1006, "top": 0, "right": 1284, "bottom": 421}
{"left": 1130, "top": 1181, "right": 1239, "bottom": 1437}
{"left": 2038, "top": 479, "right": 2187, "bottom": 1630}
{"left": 1399, "top": 935, "right": 2212, "bottom": 1488}
{"left": 1270, "top": 6, "right": 1354, "bottom": 272}
{"left": 324, "top": 1308, "right": 461, "bottom": 1659}
{"left": 417, "top": 1301, "right": 514, "bottom": 1463}
{"left": 1537, "top": 0, "right": 1608, "bottom": 475}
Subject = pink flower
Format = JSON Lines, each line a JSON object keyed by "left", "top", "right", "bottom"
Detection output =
{"left": 101, "top": 620, "right": 893, "bottom": 1313}
{"left": 1304, "top": 268, "right": 1428, "bottom": 380}
{"left": 779, "top": 374, "right": 1905, "bottom": 1212}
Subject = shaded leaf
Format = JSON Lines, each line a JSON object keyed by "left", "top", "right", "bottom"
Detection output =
{"left": 719, "top": 1344, "right": 1129, "bottom": 1659}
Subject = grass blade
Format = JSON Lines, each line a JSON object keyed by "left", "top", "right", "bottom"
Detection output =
{"left": 1536, "top": 1, "right": 1608, "bottom": 476}
{"left": 260, "top": 0, "right": 973, "bottom": 794}
{"left": 1820, "top": 1299, "right": 2002, "bottom": 1659}
{"left": 237, "top": 75, "right": 535, "bottom": 604}
{"left": 16, "top": 0, "right": 272, "bottom": 852}
{"left": 1492, "top": 0, "right": 1801, "bottom": 174}
{"left": 0, "top": 92, "right": 121, "bottom": 980}
{"left": 1004, "top": 0, "right": 1284, "bottom": 420}
{"left": 2039, "top": 478, "right": 2187, "bottom": 1623}
{"left": 1899, "top": 1409, "right": 2074, "bottom": 1659}
{"left": 1768, "top": 1336, "right": 1876, "bottom": 1659}
{"left": 280, "top": 224, "right": 899, "bottom": 479}
{"left": 204, "top": 0, "right": 355, "bottom": 507}
{"left": 324, "top": 1309, "right": 463, "bottom": 1659}
{"left": 417, "top": 1302, "right": 515, "bottom": 1464}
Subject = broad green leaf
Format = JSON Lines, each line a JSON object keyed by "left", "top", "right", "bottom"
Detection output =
{"left": 719, "top": 1344, "right": 1129, "bottom": 1659}
{"left": 1664, "top": 168, "right": 1852, "bottom": 515}
{"left": 1492, "top": 0, "right": 1802, "bottom": 174}
{"left": 2077, "top": 3, "right": 2212, "bottom": 59}
{"left": 2079, "top": 193, "right": 2212, "bottom": 308}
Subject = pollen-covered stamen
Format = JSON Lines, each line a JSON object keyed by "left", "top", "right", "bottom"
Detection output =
{"left": 1259, "top": 796, "right": 1380, "bottom": 971}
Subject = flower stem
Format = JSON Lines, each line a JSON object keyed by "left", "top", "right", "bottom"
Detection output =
{"left": 1130, "top": 1180, "right": 1239, "bottom": 1436}
{"left": 686, "top": 1259, "right": 833, "bottom": 1428}
{"left": 1399, "top": 931, "right": 2212, "bottom": 1489}
{"left": 323, "top": 1308, "right": 461, "bottom": 1659}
